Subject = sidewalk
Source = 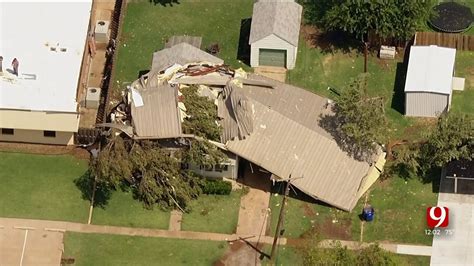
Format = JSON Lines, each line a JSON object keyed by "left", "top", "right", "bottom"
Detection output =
{"left": 0, "top": 217, "right": 282, "bottom": 245}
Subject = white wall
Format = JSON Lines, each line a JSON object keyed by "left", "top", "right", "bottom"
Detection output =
{"left": 405, "top": 92, "right": 449, "bottom": 117}
{"left": 0, "top": 129, "right": 75, "bottom": 145}
{"left": 188, "top": 155, "right": 239, "bottom": 180}
{"left": 250, "top": 34, "right": 297, "bottom": 69}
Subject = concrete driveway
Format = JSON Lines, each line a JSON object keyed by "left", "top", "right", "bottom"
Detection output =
{"left": 430, "top": 174, "right": 474, "bottom": 265}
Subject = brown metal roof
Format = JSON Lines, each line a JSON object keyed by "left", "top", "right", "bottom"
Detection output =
{"left": 223, "top": 75, "right": 377, "bottom": 211}
{"left": 130, "top": 83, "right": 183, "bottom": 139}
{"left": 249, "top": 0, "right": 302, "bottom": 46}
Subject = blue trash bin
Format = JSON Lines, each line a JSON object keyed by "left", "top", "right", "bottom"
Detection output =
{"left": 363, "top": 206, "right": 375, "bottom": 222}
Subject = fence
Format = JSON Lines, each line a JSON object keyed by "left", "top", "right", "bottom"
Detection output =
{"left": 95, "top": 0, "right": 128, "bottom": 124}
{"left": 414, "top": 32, "right": 474, "bottom": 51}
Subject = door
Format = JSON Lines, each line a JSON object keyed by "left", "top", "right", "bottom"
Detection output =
{"left": 258, "top": 49, "right": 286, "bottom": 67}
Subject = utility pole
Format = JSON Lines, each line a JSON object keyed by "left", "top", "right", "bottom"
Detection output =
{"left": 270, "top": 175, "right": 303, "bottom": 262}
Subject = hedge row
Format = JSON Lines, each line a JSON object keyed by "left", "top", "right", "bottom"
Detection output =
{"left": 201, "top": 179, "right": 232, "bottom": 195}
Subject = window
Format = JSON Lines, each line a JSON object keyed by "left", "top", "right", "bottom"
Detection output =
{"left": 1, "top": 128, "right": 14, "bottom": 135}
{"left": 214, "top": 164, "right": 229, "bottom": 172}
{"left": 43, "top": 131, "right": 56, "bottom": 138}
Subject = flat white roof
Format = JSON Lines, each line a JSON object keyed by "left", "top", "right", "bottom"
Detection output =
{"left": 0, "top": 0, "right": 92, "bottom": 112}
{"left": 405, "top": 45, "right": 456, "bottom": 95}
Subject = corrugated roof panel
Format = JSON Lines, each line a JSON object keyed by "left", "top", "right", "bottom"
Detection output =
{"left": 405, "top": 45, "right": 456, "bottom": 94}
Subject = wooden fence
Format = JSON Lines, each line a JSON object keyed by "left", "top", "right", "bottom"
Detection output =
{"left": 95, "top": 0, "right": 128, "bottom": 124}
{"left": 414, "top": 32, "right": 474, "bottom": 51}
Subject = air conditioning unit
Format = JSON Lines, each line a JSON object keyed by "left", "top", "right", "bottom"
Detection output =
{"left": 94, "top": 20, "right": 110, "bottom": 43}
{"left": 86, "top": 87, "right": 101, "bottom": 109}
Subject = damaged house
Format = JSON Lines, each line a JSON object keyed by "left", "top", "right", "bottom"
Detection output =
{"left": 110, "top": 43, "right": 385, "bottom": 211}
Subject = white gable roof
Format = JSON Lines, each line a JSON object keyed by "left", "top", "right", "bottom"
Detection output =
{"left": 0, "top": 0, "right": 92, "bottom": 112}
{"left": 405, "top": 45, "right": 456, "bottom": 95}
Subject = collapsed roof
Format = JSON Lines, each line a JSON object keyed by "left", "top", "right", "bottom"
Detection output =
{"left": 151, "top": 42, "right": 224, "bottom": 73}
{"left": 126, "top": 63, "right": 385, "bottom": 211}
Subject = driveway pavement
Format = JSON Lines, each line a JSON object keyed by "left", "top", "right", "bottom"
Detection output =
{"left": 430, "top": 173, "right": 474, "bottom": 265}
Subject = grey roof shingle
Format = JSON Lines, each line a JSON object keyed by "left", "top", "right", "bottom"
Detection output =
{"left": 249, "top": 0, "right": 303, "bottom": 46}
{"left": 151, "top": 43, "right": 224, "bottom": 73}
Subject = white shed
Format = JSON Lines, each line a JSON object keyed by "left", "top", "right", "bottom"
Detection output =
{"left": 249, "top": 0, "right": 302, "bottom": 69}
{"left": 405, "top": 45, "right": 456, "bottom": 117}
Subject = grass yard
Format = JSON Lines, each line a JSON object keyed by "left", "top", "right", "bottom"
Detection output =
{"left": 269, "top": 176, "right": 438, "bottom": 245}
{"left": 114, "top": 0, "right": 253, "bottom": 90}
{"left": 451, "top": 51, "right": 474, "bottom": 115}
{"left": 181, "top": 191, "right": 242, "bottom": 234}
{"left": 0, "top": 152, "right": 90, "bottom": 222}
{"left": 64, "top": 232, "right": 227, "bottom": 266}
{"left": 91, "top": 188, "right": 170, "bottom": 229}
{"left": 287, "top": 39, "right": 418, "bottom": 140}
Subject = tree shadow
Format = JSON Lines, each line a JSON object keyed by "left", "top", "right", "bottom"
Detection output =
{"left": 149, "top": 0, "right": 180, "bottom": 6}
{"left": 391, "top": 62, "right": 407, "bottom": 114}
{"left": 237, "top": 18, "right": 252, "bottom": 66}
{"left": 74, "top": 170, "right": 113, "bottom": 208}
{"left": 305, "top": 29, "right": 363, "bottom": 54}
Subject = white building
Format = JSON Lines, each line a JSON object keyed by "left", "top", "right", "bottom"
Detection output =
{"left": 405, "top": 45, "right": 457, "bottom": 117}
{"left": 0, "top": 0, "right": 92, "bottom": 145}
{"left": 249, "top": 0, "right": 302, "bottom": 69}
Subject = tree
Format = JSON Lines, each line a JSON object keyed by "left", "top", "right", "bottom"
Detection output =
{"left": 356, "top": 244, "right": 396, "bottom": 266}
{"left": 90, "top": 85, "right": 227, "bottom": 210}
{"left": 303, "top": 0, "right": 433, "bottom": 71}
{"left": 420, "top": 112, "right": 473, "bottom": 169}
{"left": 304, "top": 241, "right": 396, "bottom": 266}
{"left": 91, "top": 137, "right": 204, "bottom": 210}
{"left": 322, "top": 75, "right": 387, "bottom": 160}
{"left": 387, "top": 112, "right": 473, "bottom": 178}
{"left": 305, "top": 0, "right": 432, "bottom": 41}
{"left": 181, "top": 85, "right": 221, "bottom": 141}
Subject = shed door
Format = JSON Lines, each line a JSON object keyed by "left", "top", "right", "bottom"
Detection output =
{"left": 258, "top": 49, "right": 286, "bottom": 67}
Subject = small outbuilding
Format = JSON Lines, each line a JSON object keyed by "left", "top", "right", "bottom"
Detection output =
{"left": 404, "top": 45, "right": 457, "bottom": 117}
{"left": 249, "top": 0, "right": 302, "bottom": 69}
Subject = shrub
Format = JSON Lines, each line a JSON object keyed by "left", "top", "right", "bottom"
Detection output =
{"left": 201, "top": 179, "right": 232, "bottom": 195}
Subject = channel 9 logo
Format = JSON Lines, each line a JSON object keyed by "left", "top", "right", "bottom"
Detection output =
{"left": 427, "top": 207, "right": 449, "bottom": 228}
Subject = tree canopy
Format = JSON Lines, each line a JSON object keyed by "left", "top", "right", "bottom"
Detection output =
{"left": 389, "top": 112, "right": 473, "bottom": 177}
{"left": 91, "top": 137, "right": 204, "bottom": 210}
{"left": 322, "top": 75, "right": 387, "bottom": 160}
{"left": 305, "top": 242, "right": 397, "bottom": 266}
{"left": 90, "top": 86, "right": 227, "bottom": 210}
{"left": 303, "top": 0, "right": 433, "bottom": 41}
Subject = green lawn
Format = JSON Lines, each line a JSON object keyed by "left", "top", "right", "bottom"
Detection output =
{"left": 0, "top": 152, "right": 90, "bottom": 222}
{"left": 114, "top": 0, "right": 253, "bottom": 90}
{"left": 181, "top": 191, "right": 242, "bottom": 234}
{"left": 451, "top": 51, "right": 474, "bottom": 115}
{"left": 270, "top": 176, "right": 438, "bottom": 245}
{"left": 92, "top": 188, "right": 170, "bottom": 229}
{"left": 64, "top": 232, "right": 227, "bottom": 266}
{"left": 287, "top": 40, "right": 418, "bottom": 140}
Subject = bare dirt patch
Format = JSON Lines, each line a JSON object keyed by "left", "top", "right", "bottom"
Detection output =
{"left": 0, "top": 142, "right": 90, "bottom": 160}
{"left": 318, "top": 218, "right": 352, "bottom": 240}
{"left": 215, "top": 240, "right": 265, "bottom": 266}
{"left": 302, "top": 203, "right": 316, "bottom": 218}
